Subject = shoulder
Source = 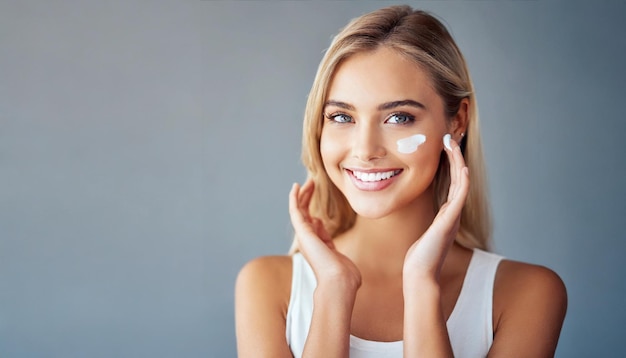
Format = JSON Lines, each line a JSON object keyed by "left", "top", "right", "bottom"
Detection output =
{"left": 494, "top": 259, "right": 567, "bottom": 314}
{"left": 490, "top": 258, "right": 567, "bottom": 355}
{"left": 235, "top": 256, "right": 295, "bottom": 357}
{"left": 237, "top": 255, "right": 293, "bottom": 281}
{"left": 235, "top": 255, "right": 293, "bottom": 314}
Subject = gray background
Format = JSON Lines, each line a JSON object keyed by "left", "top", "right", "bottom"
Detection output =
{"left": 1, "top": 1, "right": 625, "bottom": 357}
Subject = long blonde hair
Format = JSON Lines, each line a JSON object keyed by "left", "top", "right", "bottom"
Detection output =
{"left": 291, "top": 5, "right": 491, "bottom": 253}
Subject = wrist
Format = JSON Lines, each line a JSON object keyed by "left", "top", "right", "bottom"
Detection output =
{"left": 315, "top": 269, "right": 361, "bottom": 294}
{"left": 313, "top": 283, "right": 358, "bottom": 325}
{"left": 403, "top": 275, "right": 440, "bottom": 300}
{"left": 402, "top": 259, "right": 442, "bottom": 284}
{"left": 403, "top": 264, "right": 439, "bottom": 280}
{"left": 315, "top": 280, "right": 359, "bottom": 303}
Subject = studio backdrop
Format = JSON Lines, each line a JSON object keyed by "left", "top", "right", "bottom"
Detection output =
{"left": 1, "top": 1, "right": 625, "bottom": 357}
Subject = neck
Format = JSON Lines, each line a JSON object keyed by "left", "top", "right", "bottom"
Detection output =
{"left": 335, "top": 193, "right": 437, "bottom": 277}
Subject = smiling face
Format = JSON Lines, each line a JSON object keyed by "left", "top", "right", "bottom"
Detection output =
{"left": 320, "top": 46, "right": 450, "bottom": 219}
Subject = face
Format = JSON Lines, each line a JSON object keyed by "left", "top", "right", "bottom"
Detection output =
{"left": 320, "top": 47, "right": 450, "bottom": 219}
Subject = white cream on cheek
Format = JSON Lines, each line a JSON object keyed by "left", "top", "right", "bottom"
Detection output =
{"left": 397, "top": 134, "right": 427, "bottom": 154}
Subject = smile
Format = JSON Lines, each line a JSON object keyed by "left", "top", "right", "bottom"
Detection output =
{"left": 350, "top": 169, "right": 402, "bottom": 182}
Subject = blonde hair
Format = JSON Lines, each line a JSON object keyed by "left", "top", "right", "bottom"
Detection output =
{"left": 291, "top": 5, "right": 491, "bottom": 253}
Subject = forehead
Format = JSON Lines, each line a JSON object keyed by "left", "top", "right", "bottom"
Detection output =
{"left": 326, "top": 47, "right": 440, "bottom": 109}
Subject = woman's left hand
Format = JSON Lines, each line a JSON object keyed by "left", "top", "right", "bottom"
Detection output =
{"left": 403, "top": 134, "right": 470, "bottom": 282}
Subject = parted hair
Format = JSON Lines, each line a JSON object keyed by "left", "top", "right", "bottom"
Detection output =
{"left": 290, "top": 5, "right": 491, "bottom": 253}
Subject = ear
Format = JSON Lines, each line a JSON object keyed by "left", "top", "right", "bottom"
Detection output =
{"left": 451, "top": 98, "right": 470, "bottom": 142}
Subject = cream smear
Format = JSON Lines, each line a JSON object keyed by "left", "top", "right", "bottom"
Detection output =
{"left": 397, "top": 134, "right": 426, "bottom": 154}
{"left": 443, "top": 133, "right": 452, "bottom": 151}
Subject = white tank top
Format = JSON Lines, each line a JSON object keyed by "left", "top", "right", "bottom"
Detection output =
{"left": 285, "top": 249, "right": 504, "bottom": 358}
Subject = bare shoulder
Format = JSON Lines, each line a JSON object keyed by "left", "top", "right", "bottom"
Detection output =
{"left": 237, "top": 255, "right": 293, "bottom": 284}
{"left": 236, "top": 255, "right": 293, "bottom": 311}
{"left": 490, "top": 258, "right": 568, "bottom": 356}
{"left": 235, "top": 255, "right": 294, "bottom": 357}
{"left": 494, "top": 259, "right": 567, "bottom": 313}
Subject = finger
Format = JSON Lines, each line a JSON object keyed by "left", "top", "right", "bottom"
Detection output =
{"left": 289, "top": 183, "right": 303, "bottom": 223}
{"left": 290, "top": 182, "right": 327, "bottom": 247}
{"left": 301, "top": 178, "right": 314, "bottom": 192}
{"left": 289, "top": 184, "right": 317, "bottom": 242}
{"left": 297, "top": 181, "right": 315, "bottom": 222}
{"left": 291, "top": 215, "right": 332, "bottom": 268}
{"left": 451, "top": 139, "right": 468, "bottom": 202}
{"left": 290, "top": 183, "right": 313, "bottom": 229}
{"left": 444, "top": 134, "right": 458, "bottom": 201}
{"left": 447, "top": 136, "right": 468, "bottom": 202}
{"left": 298, "top": 180, "right": 314, "bottom": 208}
{"left": 447, "top": 165, "right": 469, "bottom": 217}
{"left": 449, "top": 137, "right": 462, "bottom": 201}
{"left": 456, "top": 166, "right": 470, "bottom": 210}
{"left": 313, "top": 218, "right": 333, "bottom": 244}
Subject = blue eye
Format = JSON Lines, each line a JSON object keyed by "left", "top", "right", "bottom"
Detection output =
{"left": 326, "top": 113, "right": 353, "bottom": 123}
{"left": 387, "top": 113, "right": 415, "bottom": 124}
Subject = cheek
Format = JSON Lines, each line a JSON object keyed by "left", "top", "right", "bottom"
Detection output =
{"left": 396, "top": 134, "right": 426, "bottom": 154}
{"left": 393, "top": 120, "right": 447, "bottom": 156}
{"left": 406, "top": 139, "right": 444, "bottom": 172}
{"left": 320, "top": 129, "right": 344, "bottom": 172}
{"left": 394, "top": 130, "right": 443, "bottom": 157}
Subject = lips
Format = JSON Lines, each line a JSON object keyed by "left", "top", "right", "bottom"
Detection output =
{"left": 345, "top": 168, "right": 403, "bottom": 191}
{"left": 350, "top": 169, "right": 402, "bottom": 182}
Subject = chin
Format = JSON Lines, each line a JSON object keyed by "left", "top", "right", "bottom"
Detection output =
{"left": 347, "top": 198, "right": 396, "bottom": 220}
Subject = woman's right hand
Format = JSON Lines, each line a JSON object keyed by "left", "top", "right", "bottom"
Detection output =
{"left": 289, "top": 180, "right": 361, "bottom": 293}
{"left": 290, "top": 180, "right": 359, "bottom": 357}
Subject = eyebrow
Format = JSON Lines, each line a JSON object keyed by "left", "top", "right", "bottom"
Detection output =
{"left": 378, "top": 99, "right": 425, "bottom": 111}
{"left": 324, "top": 99, "right": 426, "bottom": 111}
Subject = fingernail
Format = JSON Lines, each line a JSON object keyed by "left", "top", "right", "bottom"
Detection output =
{"left": 443, "top": 134, "right": 452, "bottom": 151}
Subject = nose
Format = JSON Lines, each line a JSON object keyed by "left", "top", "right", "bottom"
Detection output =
{"left": 351, "top": 122, "right": 386, "bottom": 162}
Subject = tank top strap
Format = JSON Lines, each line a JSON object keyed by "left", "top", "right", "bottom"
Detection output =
{"left": 285, "top": 253, "right": 316, "bottom": 358}
{"left": 446, "top": 248, "right": 504, "bottom": 356}
{"left": 286, "top": 249, "right": 505, "bottom": 358}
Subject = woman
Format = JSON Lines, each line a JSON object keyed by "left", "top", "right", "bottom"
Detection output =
{"left": 236, "top": 5, "right": 567, "bottom": 357}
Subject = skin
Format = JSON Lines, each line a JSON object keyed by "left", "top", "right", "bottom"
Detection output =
{"left": 235, "top": 47, "right": 567, "bottom": 357}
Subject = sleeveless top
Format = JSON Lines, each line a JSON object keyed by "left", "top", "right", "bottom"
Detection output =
{"left": 285, "top": 249, "right": 504, "bottom": 358}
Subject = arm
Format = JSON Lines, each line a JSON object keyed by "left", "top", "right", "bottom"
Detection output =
{"left": 236, "top": 182, "right": 361, "bottom": 358}
{"left": 235, "top": 256, "right": 357, "bottom": 358}
{"left": 301, "top": 280, "right": 358, "bottom": 357}
{"left": 235, "top": 256, "right": 293, "bottom": 358}
{"left": 402, "top": 135, "right": 567, "bottom": 356}
{"left": 403, "top": 278, "right": 454, "bottom": 357}
{"left": 402, "top": 135, "right": 467, "bottom": 357}
{"left": 290, "top": 181, "right": 361, "bottom": 358}
{"left": 488, "top": 262, "right": 568, "bottom": 357}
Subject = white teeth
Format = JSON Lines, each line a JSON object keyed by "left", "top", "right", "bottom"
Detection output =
{"left": 352, "top": 170, "right": 399, "bottom": 182}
